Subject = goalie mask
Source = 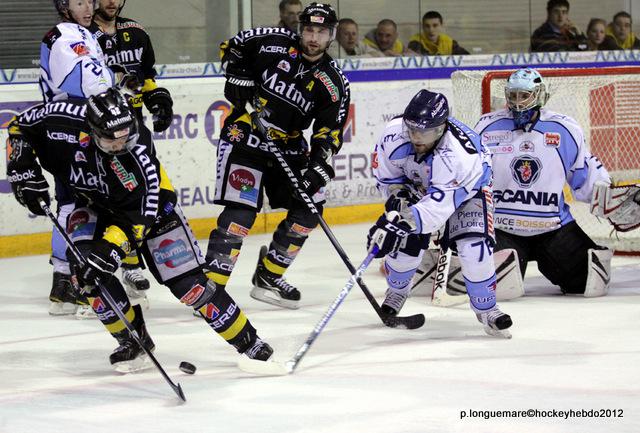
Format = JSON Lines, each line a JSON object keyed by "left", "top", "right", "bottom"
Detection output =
{"left": 402, "top": 89, "right": 449, "bottom": 155}
{"left": 87, "top": 88, "right": 139, "bottom": 156}
{"left": 505, "top": 68, "right": 549, "bottom": 129}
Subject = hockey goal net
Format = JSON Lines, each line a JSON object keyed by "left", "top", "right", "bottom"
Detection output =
{"left": 451, "top": 66, "right": 640, "bottom": 253}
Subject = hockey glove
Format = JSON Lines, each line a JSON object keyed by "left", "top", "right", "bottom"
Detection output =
{"left": 7, "top": 150, "right": 50, "bottom": 216}
{"left": 224, "top": 67, "right": 255, "bottom": 109}
{"left": 385, "top": 185, "right": 421, "bottom": 213}
{"left": 78, "top": 240, "right": 126, "bottom": 286}
{"left": 367, "top": 211, "right": 415, "bottom": 258}
{"left": 301, "top": 159, "right": 335, "bottom": 197}
{"left": 142, "top": 87, "right": 173, "bottom": 132}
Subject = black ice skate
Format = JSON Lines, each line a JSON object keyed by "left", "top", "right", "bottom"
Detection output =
{"left": 381, "top": 288, "right": 409, "bottom": 316}
{"left": 110, "top": 310, "right": 156, "bottom": 373}
{"left": 49, "top": 272, "right": 78, "bottom": 316}
{"left": 122, "top": 265, "right": 150, "bottom": 310}
{"left": 476, "top": 306, "right": 513, "bottom": 339}
{"left": 243, "top": 337, "right": 274, "bottom": 361}
{"left": 250, "top": 246, "right": 301, "bottom": 309}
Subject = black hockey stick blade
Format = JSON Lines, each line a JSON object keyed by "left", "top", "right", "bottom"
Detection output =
{"left": 382, "top": 313, "right": 425, "bottom": 329}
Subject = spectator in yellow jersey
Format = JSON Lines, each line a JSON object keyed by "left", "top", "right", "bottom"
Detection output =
{"left": 606, "top": 11, "right": 640, "bottom": 49}
{"left": 363, "top": 19, "right": 413, "bottom": 57}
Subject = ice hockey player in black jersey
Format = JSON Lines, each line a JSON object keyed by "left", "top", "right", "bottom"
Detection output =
{"left": 92, "top": 0, "right": 174, "bottom": 305}
{"left": 92, "top": 0, "right": 173, "bottom": 134}
{"left": 6, "top": 90, "right": 272, "bottom": 372}
{"left": 205, "top": 2, "right": 350, "bottom": 309}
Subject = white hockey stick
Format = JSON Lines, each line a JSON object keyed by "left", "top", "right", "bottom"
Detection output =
{"left": 238, "top": 247, "right": 379, "bottom": 376}
{"left": 431, "top": 247, "right": 461, "bottom": 306}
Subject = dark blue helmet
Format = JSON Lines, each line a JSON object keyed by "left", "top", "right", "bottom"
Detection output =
{"left": 402, "top": 90, "right": 449, "bottom": 152}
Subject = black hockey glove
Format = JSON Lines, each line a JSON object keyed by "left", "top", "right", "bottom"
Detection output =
{"left": 7, "top": 152, "right": 50, "bottom": 216}
{"left": 384, "top": 186, "right": 421, "bottom": 213}
{"left": 301, "top": 159, "right": 335, "bottom": 197}
{"left": 367, "top": 211, "right": 414, "bottom": 258}
{"left": 78, "top": 240, "right": 125, "bottom": 286}
{"left": 224, "top": 67, "right": 255, "bottom": 109}
{"left": 143, "top": 87, "right": 173, "bottom": 132}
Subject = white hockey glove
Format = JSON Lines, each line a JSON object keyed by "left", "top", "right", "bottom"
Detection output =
{"left": 591, "top": 181, "right": 640, "bottom": 232}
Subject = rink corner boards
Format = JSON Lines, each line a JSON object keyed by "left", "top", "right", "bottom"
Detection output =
{"left": 0, "top": 203, "right": 384, "bottom": 258}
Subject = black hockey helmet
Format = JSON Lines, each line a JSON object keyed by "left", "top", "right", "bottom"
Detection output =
{"left": 299, "top": 3, "right": 338, "bottom": 38}
{"left": 402, "top": 89, "right": 449, "bottom": 153}
{"left": 86, "top": 88, "right": 139, "bottom": 155}
{"left": 53, "top": 0, "right": 98, "bottom": 18}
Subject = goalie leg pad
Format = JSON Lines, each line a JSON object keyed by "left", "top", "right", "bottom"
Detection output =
{"left": 584, "top": 247, "right": 613, "bottom": 298}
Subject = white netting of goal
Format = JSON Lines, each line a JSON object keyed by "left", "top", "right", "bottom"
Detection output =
{"left": 451, "top": 67, "right": 640, "bottom": 253}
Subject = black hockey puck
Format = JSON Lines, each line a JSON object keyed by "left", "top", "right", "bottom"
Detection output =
{"left": 179, "top": 361, "right": 196, "bottom": 375}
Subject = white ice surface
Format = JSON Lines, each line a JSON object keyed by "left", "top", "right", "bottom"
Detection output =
{"left": 1, "top": 223, "right": 639, "bottom": 433}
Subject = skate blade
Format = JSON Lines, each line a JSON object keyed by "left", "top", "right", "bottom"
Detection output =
{"left": 75, "top": 306, "right": 98, "bottom": 320}
{"left": 250, "top": 287, "right": 299, "bottom": 310}
{"left": 127, "top": 293, "right": 150, "bottom": 311}
{"left": 237, "top": 355, "right": 292, "bottom": 376}
{"left": 49, "top": 302, "right": 78, "bottom": 316}
{"left": 112, "top": 354, "right": 153, "bottom": 374}
{"left": 484, "top": 326, "right": 512, "bottom": 339}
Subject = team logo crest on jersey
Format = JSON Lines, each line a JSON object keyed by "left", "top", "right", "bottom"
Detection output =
{"left": 288, "top": 47, "right": 299, "bottom": 58}
{"left": 227, "top": 124, "right": 244, "bottom": 142}
{"left": 91, "top": 297, "right": 106, "bottom": 313}
{"left": 278, "top": 60, "right": 291, "bottom": 72}
{"left": 510, "top": 156, "right": 542, "bottom": 188}
{"left": 70, "top": 41, "right": 90, "bottom": 56}
{"left": 79, "top": 132, "right": 90, "bottom": 148}
{"left": 519, "top": 141, "right": 535, "bottom": 152}
{"left": 199, "top": 303, "right": 220, "bottom": 320}
{"left": 544, "top": 132, "right": 561, "bottom": 147}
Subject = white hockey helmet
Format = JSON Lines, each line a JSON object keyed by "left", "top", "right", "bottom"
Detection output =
{"left": 504, "top": 68, "right": 549, "bottom": 112}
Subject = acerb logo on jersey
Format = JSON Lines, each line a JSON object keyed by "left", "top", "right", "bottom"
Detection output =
{"left": 510, "top": 156, "right": 541, "bottom": 188}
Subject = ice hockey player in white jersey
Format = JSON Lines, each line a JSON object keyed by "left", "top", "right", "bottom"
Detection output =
{"left": 40, "top": 0, "right": 114, "bottom": 102}
{"left": 367, "top": 89, "right": 513, "bottom": 338}
{"left": 475, "top": 68, "right": 612, "bottom": 297}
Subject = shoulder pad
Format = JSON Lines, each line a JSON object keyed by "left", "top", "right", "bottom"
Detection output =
{"left": 116, "top": 17, "right": 146, "bottom": 32}
{"left": 42, "top": 26, "right": 62, "bottom": 48}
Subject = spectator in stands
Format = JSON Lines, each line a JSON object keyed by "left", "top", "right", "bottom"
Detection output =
{"left": 364, "top": 19, "right": 413, "bottom": 57}
{"left": 606, "top": 11, "right": 640, "bottom": 49}
{"left": 328, "top": 18, "right": 381, "bottom": 58}
{"left": 586, "top": 18, "right": 618, "bottom": 50}
{"left": 408, "top": 11, "right": 469, "bottom": 55}
{"left": 277, "top": 0, "right": 302, "bottom": 33}
{"left": 531, "top": 0, "right": 588, "bottom": 52}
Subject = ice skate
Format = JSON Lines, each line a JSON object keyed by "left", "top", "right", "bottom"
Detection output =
{"left": 48, "top": 272, "right": 78, "bottom": 316}
{"left": 74, "top": 292, "right": 97, "bottom": 320}
{"left": 381, "top": 288, "right": 409, "bottom": 316}
{"left": 476, "top": 306, "right": 513, "bottom": 339}
{"left": 250, "top": 246, "right": 301, "bottom": 309}
{"left": 122, "top": 266, "right": 150, "bottom": 310}
{"left": 110, "top": 321, "right": 155, "bottom": 373}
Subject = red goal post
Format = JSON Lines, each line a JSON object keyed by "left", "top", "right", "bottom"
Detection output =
{"left": 451, "top": 66, "right": 640, "bottom": 253}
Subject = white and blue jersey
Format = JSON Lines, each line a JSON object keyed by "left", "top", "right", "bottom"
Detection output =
{"left": 374, "top": 116, "right": 493, "bottom": 236}
{"left": 476, "top": 108, "right": 609, "bottom": 236}
{"left": 39, "top": 22, "right": 114, "bottom": 102}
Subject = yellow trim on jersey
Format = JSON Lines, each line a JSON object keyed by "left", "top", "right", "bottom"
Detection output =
{"left": 141, "top": 79, "right": 158, "bottom": 93}
{"left": 105, "top": 305, "right": 136, "bottom": 334}
{"left": 207, "top": 271, "right": 230, "bottom": 286}
{"left": 218, "top": 311, "right": 248, "bottom": 341}
{"left": 103, "top": 225, "right": 131, "bottom": 255}
{"left": 219, "top": 40, "right": 229, "bottom": 61}
{"left": 122, "top": 254, "right": 140, "bottom": 266}
{"left": 262, "top": 257, "right": 286, "bottom": 275}
{"left": 159, "top": 164, "right": 174, "bottom": 191}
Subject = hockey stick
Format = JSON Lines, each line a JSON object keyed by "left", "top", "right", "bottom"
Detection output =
{"left": 431, "top": 246, "right": 455, "bottom": 306}
{"left": 250, "top": 112, "right": 424, "bottom": 330}
{"left": 39, "top": 198, "right": 186, "bottom": 403}
{"left": 238, "top": 246, "right": 379, "bottom": 376}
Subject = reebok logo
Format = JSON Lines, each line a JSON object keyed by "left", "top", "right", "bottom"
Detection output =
{"left": 7, "top": 170, "right": 36, "bottom": 183}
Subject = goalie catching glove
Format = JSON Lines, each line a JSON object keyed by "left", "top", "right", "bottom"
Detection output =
{"left": 367, "top": 210, "right": 416, "bottom": 258}
{"left": 591, "top": 181, "right": 640, "bottom": 232}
